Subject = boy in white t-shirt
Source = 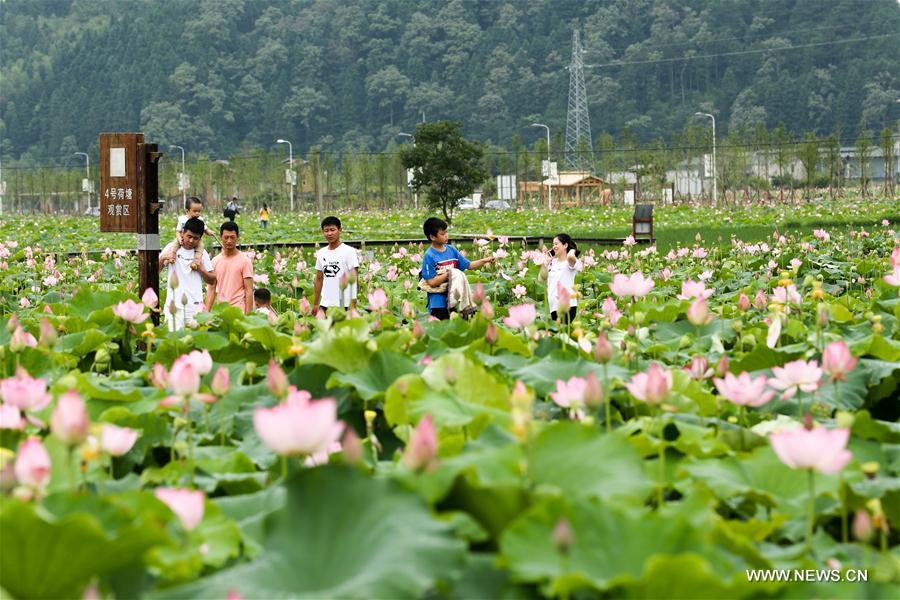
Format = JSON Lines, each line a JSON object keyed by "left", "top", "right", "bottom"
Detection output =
{"left": 546, "top": 233, "right": 583, "bottom": 323}
{"left": 160, "top": 197, "right": 217, "bottom": 265}
{"left": 159, "top": 217, "right": 216, "bottom": 331}
{"left": 313, "top": 216, "right": 359, "bottom": 314}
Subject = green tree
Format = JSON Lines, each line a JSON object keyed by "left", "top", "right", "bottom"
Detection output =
{"left": 856, "top": 133, "right": 872, "bottom": 197}
{"left": 398, "top": 121, "right": 485, "bottom": 224}
{"left": 880, "top": 127, "right": 894, "bottom": 196}
{"left": 824, "top": 133, "right": 841, "bottom": 199}
{"left": 798, "top": 132, "right": 819, "bottom": 198}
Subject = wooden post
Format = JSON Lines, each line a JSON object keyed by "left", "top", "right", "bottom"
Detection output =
{"left": 137, "top": 142, "right": 162, "bottom": 326}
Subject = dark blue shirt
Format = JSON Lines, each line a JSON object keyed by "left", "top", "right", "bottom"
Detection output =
{"left": 421, "top": 244, "right": 470, "bottom": 309}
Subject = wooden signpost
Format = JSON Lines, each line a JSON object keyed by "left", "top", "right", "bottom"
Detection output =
{"left": 99, "top": 132, "right": 162, "bottom": 324}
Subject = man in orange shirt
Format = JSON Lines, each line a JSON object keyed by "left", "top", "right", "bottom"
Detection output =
{"left": 205, "top": 221, "right": 254, "bottom": 314}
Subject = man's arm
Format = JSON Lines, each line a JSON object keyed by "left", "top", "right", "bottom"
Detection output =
{"left": 312, "top": 271, "right": 324, "bottom": 311}
{"left": 425, "top": 270, "right": 450, "bottom": 286}
{"left": 195, "top": 260, "right": 217, "bottom": 285}
{"left": 204, "top": 283, "right": 217, "bottom": 312}
{"left": 243, "top": 277, "right": 253, "bottom": 315}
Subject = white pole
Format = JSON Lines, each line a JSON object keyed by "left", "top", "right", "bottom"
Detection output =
{"left": 531, "top": 123, "right": 552, "bottom": 210}
{"left": 276, "top": 139, "right": 294, "bottom": 211}
{"left": 398, "top": 133, "right": 417, "bottom": 209}
{"left": 695, "top": 112, "right": 717, "bottom": 204}
{"left": 74, "top": 152, "right": 90, "bottom": 213}
{"left": 170, "top": 145, "right": 187, "bottom": 207}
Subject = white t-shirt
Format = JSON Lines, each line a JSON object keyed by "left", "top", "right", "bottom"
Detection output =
{"left": 315, "top": 243, "right": 360, "bottom": 307}
{"left": 165, "top": 245, "right": 213, "bottom": 308}
{"left": 176, "top": 215, "right": 205, "bottom": 233}
{"left": 547, "top": 258, "right": 583, "bottom": 312}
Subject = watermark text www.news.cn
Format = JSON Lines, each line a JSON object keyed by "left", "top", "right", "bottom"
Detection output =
{"left": 746, "top": 569, "right": 868, "bottom": 583}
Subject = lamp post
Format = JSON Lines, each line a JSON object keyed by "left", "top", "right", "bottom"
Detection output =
{"left": 694, "top": 112, "right": 717, "bottom": 204}
{"left": 74, "top": 152, "right": 90, "bottom": 213}
{"left": 397, "top": 132, "right": 418, "bottom": 210}
{"left": 169, "top": 144, "right": 186, "bottom": 207}
{"left": 530, "top": 123, "right": 552, "bottom": 210}
{"left": 276, "top": 139, "right": 294, "bottom": 211}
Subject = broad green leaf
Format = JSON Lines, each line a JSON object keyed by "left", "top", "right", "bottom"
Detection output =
{"left": 328, "top": 350, "right": 421, "bottom": 401}
{"left": 158, "top": 466, "right": 466, "bottom": 599}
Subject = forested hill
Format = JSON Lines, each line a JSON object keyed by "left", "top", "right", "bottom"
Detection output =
{"left": 2, "top": 0, "right": 898, "bottom": 162}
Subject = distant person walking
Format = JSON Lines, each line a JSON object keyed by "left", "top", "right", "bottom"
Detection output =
{"left": 223, "top": 197, "right": 241, "bottom": 222}
{"left": 259, "top": 203, "right": 270, "bottom": 229}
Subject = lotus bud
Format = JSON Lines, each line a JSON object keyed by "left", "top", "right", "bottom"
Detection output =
{"left": 292, "top": 275, "right": 300, "bottom": 288}
{"left": 50, "top": 391, "right": 90, "bottom": 446}
{"left": 626, "top": 325, "right": 635, "bottom": 337}
{"left": 402, "top": 414, "right": 438, "bottom": 472}
{"left": 737, "top": 292, "right": 750, "bottom": 312}
{"left": 552, "top": 517, "right": 574, "bottom": 555}
{"left": 401, "top": 299, "right": 416, "bottom": 320}
{"left": 852, "top": 509, "right": 874, "bottom": 542}
{"left": 558, "top": 288, "right": 571, "bottom": 315}
{"left": 6, "top": 314, "right": 19, "bottom": 333}
{"left": 211, "top": 366, "right": 230, "bottom": 396}
{"left": 686, "top": 299, "right": 709, "bottom": 327}
{"left": 180, "top": 292, "right": 188, "bottom": 306}
{"left": 538, "top": 263, "right": 548, "bottom": 283}
{"left": 472, "top": 283, "right": 485, "bottom": 304}
{"left": 412, "top": 320, "right": 424, "bottom": 339}
{"left": 594, "top": 332, "right": 613, "bottom": 363}
{"left": 816, "top": 304, "right": 830, "bottom": 328}
{"left": 39, "top": 318, "right": 57, "bottom": 347}
{"left": 346, "top": 269, "right": 358, "bottom": 286}
{"left": 485, "top": 322, "right": 498, "bottom": 346}
{"left": 753, "top": 289, "right": 767, "bottom": 310}
{"left": 168, "top": 271, "right": 179, "bottom": 290}
{"left": 298, "top": 297, "right": 311, "bottom": 316}
{"left": 167, "top": 300, "right": 177, "bottom": 316}
{"left": 341, "top": 428, "right": 364, "bottom": 465}
{"left": 266, "top": 360, "right": 289, "bottom": 399}
{"left": 714, "top": 355, "right": 729, "bottom": 378}
{"left": 9, "top": 327, "right": 32, "bottom": 352}
{"left": 481, "top": 299, "right": 494, "bottom": 320}
{"left": 803, "top": 412, "right": 814, "bottom": 431}
{"left": 583, "top": 372, "right": 603, "bottom": 408}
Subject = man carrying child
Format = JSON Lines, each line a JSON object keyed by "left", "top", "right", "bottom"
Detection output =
{"left": 160, "top": 217, "right": 216, "bottom": 331}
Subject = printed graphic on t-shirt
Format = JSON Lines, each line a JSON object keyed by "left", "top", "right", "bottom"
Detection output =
{"left": 322, "top": 262, "right": 342, "bottom": 277}
{"left": 435, "top": 258, "right": 458, "bottom": 272}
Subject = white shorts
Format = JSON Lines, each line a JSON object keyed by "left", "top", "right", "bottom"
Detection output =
{"left": 165, "top": 301, "right": 202, "bottom": 332}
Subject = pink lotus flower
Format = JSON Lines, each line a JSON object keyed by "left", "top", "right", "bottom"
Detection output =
{"left": 512, "top": 284, "right": 527, "bottom": 299}
{"left": 101, "top": 424, "right": 139, "bottom": 456}
{"left": 737, "top": 293, "right": 751, "bottom": 312}
{"left": 550, "top": 376, "right": 588, "bottom": 409}
{"left": 601, "top": 297, "right": 622, "bottom": 325}
{"left": 402, "top": 414, "right": 438, "bottom": 471}
{"left": 185, "top": 349, "right": 213, "bottom": 376}
{"left": 768, "top": 359, "right": 823, "bottom": 400}
{"left": 884, "top": 266, "right": 900, "bottom": 287}
{"left": 168, "top": 356, "right": 200, "bottom": 397}
{"left": 50, "top": 391, "right": 89, "bottom": 445}
{"left": 753, "top": 289, "right": 768, "bottom": 310}
{"left": 623, "top": 235, "right": 636, "bottom": 247}
{"left": 298, "top": 297, "right": 312, "bottom": 316}
{"left": 713, "top": 372, "right": 774, "bottom": 407}
{"left": 890, "top": 247, "right": 900, "bottom": 267}
{"left": 266, "top": 359, "right": 289, "bottom": 398}
{"left": 368, "top": 288, "right": 389, "bottom": 310}
{"left": 253, "top": 389, "right": 344, "bottom": 457}
{"left": 685, "top": 356, "right": 713, "bottom": 381}
{"left": 609, "top": 272, "right": 655, "bottom": 298}
{"left": 15, "top": 437, "right": 51, "bottom": 490}
{"left": 770, "top": 425, "right": 852, "bottom": 475}
{"left": 9, "top": 326, "right": 37, "bottom": 351}
{"left": 0, "top": 368, "right": 52, "bottom": 412}
{"left": 154, "top": 487, "right": 205, "bottom": 530}
{"left": 503, "top": 303, "right": 536, "bottom": 329}
{"left": 686, "top": 298, "right": 712, "bottom": 326}
{"left": 0, "top": 404, "right": 25, "bottom": 430}
{"left": 625, "top": 363, "right": 672, "bottom": 404}
{"left": 141, "top": 287, "right": 159, "bottom": 309}
{"left": 677, "top": 280, "right": 714, "bottom": 301}
{"left": 304, "top": 441, "right": 343, "bottom": 467}
{"left": 211, "top": 366, "right": 230, "bottom": 396}
{"left": 150, "top": 363, "right": 168, "bottom": 389}
{"left": 481, "top": 299, "right": 495, "bottom": 320}
{"left": 766, "top": 316, "right": 782, "bottom": 349}
{"left": 112, "top": 299, "right": 149, "bottom": 324}
{"left": 822, "top": 341, "right": 858, "bottom": 382}
{"left": 772, "top": 284, "right": 802, "bottom": 306}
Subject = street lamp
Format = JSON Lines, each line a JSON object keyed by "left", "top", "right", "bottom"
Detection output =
{"left": 397, "top": 132, "right": 418, "bottom": 210}
{"left": 74, "top": 152, "right": 90, "bottom": 213}
{"left": 276, "top": 139, "right": 294, "bottom": 211}
{"left": 530, "top": 123, "right": 552, "bottom": 210}
{"left": 169, "top": 144, "right": 186, "bottom": 208}
{"left": 694, "top": 112, "right": 717, "bottom": 204}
